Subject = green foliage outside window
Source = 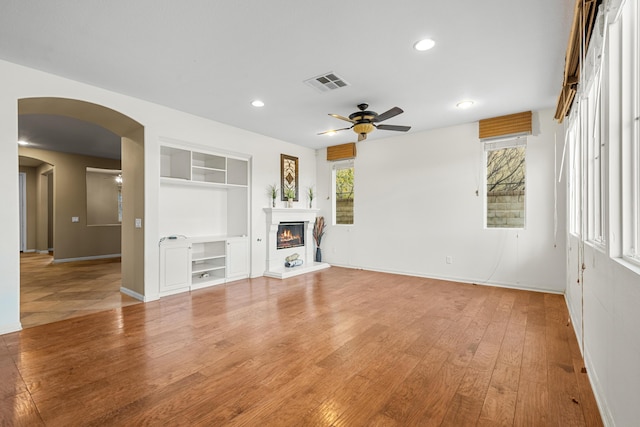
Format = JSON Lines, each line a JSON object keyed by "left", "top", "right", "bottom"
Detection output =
{"left": 335, "top": 166, "right": 354, "bottom": 225}
{"left": 336, "top": 167, "right": 354, "bottom": 200}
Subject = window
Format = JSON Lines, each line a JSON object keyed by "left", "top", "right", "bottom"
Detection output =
{"left": 85, "top": 167, "right": 122, "bottom": 226}
{"left": 568, "top": 121, "right": 582, "bottom": 236}
{"left": 485, "top": 138, "right": 526, "bottom": 229}
{"left": 622, "top": 0, "right": 640, "bottom": 263}
{"left": 585, "top": 70, "right": 606, "bottom": 245}
{"left": 333, "top": 162, "right": 354, "bottom": 225}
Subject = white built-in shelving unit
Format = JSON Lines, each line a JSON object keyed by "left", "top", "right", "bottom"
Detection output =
{"left": 158, "top": 143, "right": 250, "bottom": 297}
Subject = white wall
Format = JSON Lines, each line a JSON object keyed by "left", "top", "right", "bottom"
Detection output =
{"left": 0, "top": 59, "right": 317, "bottom": 333}
{"left": 566, "top": 239, "right": 640, "bottom": 426}
{"left": 316, "top": 109, "right": 566, "bottom": 293}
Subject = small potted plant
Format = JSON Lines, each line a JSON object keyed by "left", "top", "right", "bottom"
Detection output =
{"left": 267, "top": 184, "right": 278, "bottom": 208}
{"left": 307, "top": 186, "right": 315, "bottom": 209}
{"left": 284, "top": 188, "right": 295, "bottom": 208}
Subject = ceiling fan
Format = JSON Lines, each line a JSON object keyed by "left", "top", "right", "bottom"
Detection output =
{"left": 319, "top": 103, "right": 411, "bottom": 141}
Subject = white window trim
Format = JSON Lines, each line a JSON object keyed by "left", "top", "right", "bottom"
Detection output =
{"left": 484, "top": 136, "right": 527, "bottom": 230}
{"left": 621, "top": 0, "right": 640, "bottom": 265}
{"left": 332, "top": 160, "right": 354, "bottom": 227}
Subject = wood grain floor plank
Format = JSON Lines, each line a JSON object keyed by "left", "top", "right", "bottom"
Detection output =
{"left": 0, "top": 390, "right": 45, "bottom": 426}
{"left": 440, "top": 367, "right": 494, "bottom": 426}
{"left": 513, "top": 378, "right": 550, "bottom": 426}
{"left": 478, "top": 362, "right": 520, "bottom": 425}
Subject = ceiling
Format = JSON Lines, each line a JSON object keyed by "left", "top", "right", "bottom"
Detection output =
{"left": 2, "top": 1, "right": 573, "bottom": 156}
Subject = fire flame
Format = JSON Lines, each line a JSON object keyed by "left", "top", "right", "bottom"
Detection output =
{"left": 279, "top": 229, "right": 300, "bottom": 242}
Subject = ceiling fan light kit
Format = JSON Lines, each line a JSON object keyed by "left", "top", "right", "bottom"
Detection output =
{"left": 319, "top": 103, "right": 411, "bottom": 141}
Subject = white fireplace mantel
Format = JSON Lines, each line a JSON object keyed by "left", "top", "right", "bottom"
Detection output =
{"left": 263, "top": 208, "right": 330, "bottom": 279}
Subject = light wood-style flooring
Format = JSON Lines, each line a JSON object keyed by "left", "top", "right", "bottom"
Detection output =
{"left": 2, "top": 267, "right": 602, "bottom": 426}
{"left": 20, "top": 253, "right": 140, "bottom": 328}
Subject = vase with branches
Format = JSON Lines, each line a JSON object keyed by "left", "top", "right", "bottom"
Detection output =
{"left": 313, "top": 216, "right": 325, "bottom": 262}
{"left": 267, "top": 184, "right": 278, "bottom": 208}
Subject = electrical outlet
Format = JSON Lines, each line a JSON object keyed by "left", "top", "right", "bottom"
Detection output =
{"left": 446, "top": 256, "right": 453, "bottom": 264}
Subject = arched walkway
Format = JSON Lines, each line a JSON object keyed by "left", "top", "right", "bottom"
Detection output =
{"left": 18, "top": 97, "right": 146, "bottom": 308}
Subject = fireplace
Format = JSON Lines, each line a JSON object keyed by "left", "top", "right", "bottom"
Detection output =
{"left": 277, "top": 222, "right": 304, "bottom": 249}
{"left": 264, "top": 208, "right": 330, "bottom": 279}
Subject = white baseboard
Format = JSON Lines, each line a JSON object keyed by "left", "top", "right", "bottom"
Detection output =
{"left": 22, "top": 249, "right": 36, "bottom": 253}
{"left": 583, "top": 348, "right": 614, "bottom": 426}
{"left": 0, "top": 322, "right": 22, "bottom": 336}
{"left": 564, "top": 294, "right": 614, "bottom": 427}
{"left": 53, "top": 253, "right": 121, "bottom": 263}
{"left": 328, "top": 263, "right": 564, "bottom": 295}
{"left": 37, "top": 250, "right": 50, "bottom": 254}
{"left": 120, "top": 286, "right": 146, "bottom": 301}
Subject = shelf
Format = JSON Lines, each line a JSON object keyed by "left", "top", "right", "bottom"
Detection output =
{"left": 192, "top": 268, "right": 225, "bottom": 283}
{"left": 191, "top": 241, "right": 225, "bottom": 259}
{"left": 161, "top": 147, "right": 191, "bottom": 180}
{"left": 192, "top": 258, "right": 225, "bottom": 273}
{"left": 192, "top": 168, "right": 225, "bottom": 184}
{"left": 160, "top": 145, "right": 248, "bottom": 189}
{"left": 192, "top": 254, "right": 225, "bottom": 262}
{"left": 227, "top": 158, "right": 248, "bottom": 186}
{"left": 192, "top": 265, "right": 225, "bottom": 274}
{"left": 192, "top": 152, "right": 226, "bottom": 170}
{"left": 160, "top": 177, "right": 245, "bottom": 189}
{"left": 192, "top": 166, "right": 225, "bottom": 172}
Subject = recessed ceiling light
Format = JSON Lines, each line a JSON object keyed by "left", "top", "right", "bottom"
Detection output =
{"left": 251, "top": 100, "right": 265, "bottom": 107}
{"left": 414, "top": 38, "right": 435, "bottom": 51}
{"left": 18, "top": 140, "right": 29, "bottom": 146}
{"left": 456, "top": 100, "right": 475, "bottom": 109}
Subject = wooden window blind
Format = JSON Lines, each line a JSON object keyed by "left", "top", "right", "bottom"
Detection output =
{"left": 326, "top": 142, "right": 357, "bottom": 161}
{"left": 478, "top": 111, "right": 532, "bottom": 140}
{"left": 554, "top": 0, "right": 600, "bottom": 122}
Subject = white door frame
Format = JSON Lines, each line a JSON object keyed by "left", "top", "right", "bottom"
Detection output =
{"left": 19, "top": 172, "right": 26, "bottom": 252}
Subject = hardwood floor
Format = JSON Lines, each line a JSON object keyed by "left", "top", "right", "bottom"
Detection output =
{"left": 1, "top": 267, "right": 602, "bottom": 426}
{"left": 20, "top": 253, "right": 140, "bottom": 328}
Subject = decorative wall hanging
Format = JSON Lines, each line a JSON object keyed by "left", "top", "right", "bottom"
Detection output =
{"left": 280, "top": 154, "right": 298, "bottom": 201}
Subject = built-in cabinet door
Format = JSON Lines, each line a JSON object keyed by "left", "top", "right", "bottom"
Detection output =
{"left": 159, "top": 241, "right": 191, "bottom": 295}
{"left": 226, "top": 237, "right": 249, "bottom": 281}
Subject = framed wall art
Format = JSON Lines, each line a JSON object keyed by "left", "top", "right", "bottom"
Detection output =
{"left": 280, "top": 154, "right": 298, "bottom": 201}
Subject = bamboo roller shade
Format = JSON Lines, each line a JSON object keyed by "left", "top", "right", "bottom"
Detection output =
{"left": 554, "top": 0, "right": 599, "bottom": 122}
{"left": 478, "top": 111, "right": 532, "bottom": 139}
{"left": 326, "top": 142, "right": 357, "bottom": 161}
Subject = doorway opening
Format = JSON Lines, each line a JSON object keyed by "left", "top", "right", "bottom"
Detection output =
{"left": 17, "top": 97, "right": 145, "bottom": 328}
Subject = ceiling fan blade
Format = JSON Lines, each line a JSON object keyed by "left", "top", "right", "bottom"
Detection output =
{"left": 329, "top": 114, "right": 355, "bottom": 123}
{"left": 376, "top": 124, "right": 411, "bottom": 132}
{"left": 318, "top": 127, "right": 351, "bottom": 136}
{"left": 357, "top": 133, "right": 367, "bottom": 142}
{"left": 373, "top": 107, "right": 403, "bottom": 123}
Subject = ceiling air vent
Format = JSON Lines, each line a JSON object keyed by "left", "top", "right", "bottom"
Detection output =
{"left": 304, "top": 72, "right": 349, "bottom": 93}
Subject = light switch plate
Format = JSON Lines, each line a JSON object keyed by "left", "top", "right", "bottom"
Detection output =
{"left": 72, "top": 216, "right": 79, "bottom": 223}
{"left": 135, "top": 218, "right": 142, "bottom": 228}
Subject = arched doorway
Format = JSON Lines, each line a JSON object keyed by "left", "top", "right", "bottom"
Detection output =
{"left": 18, "top": 97, "right": 145, "bottom": 312}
